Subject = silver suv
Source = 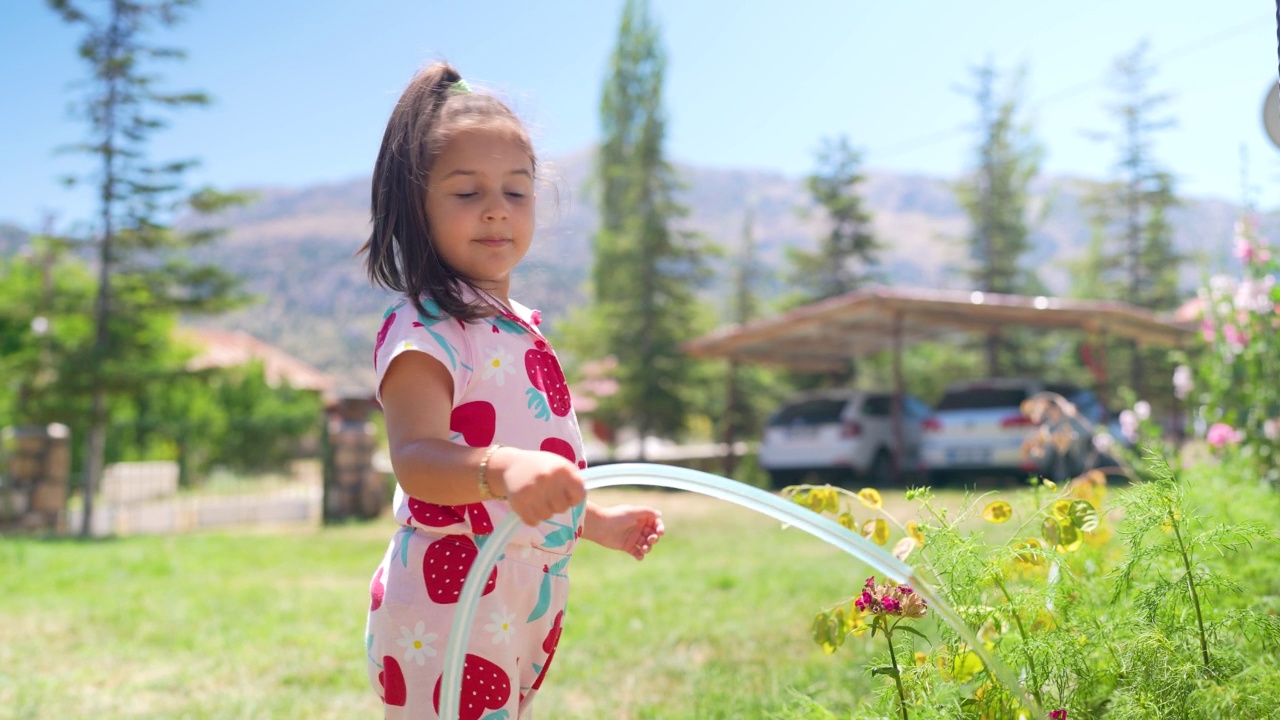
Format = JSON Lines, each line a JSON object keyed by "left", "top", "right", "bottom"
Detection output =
{"left": 758, "top": 390, "right": 931, "bottom": 488}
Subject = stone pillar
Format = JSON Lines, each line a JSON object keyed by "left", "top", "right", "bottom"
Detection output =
{"left": 323, "top": 396, "right": 385, "bottom": 522}
{"left": 1, "top": 424, "right": 71, "bottom": 533}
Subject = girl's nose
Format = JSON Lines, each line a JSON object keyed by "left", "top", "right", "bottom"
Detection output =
{"left": 483, "top": 197, "right": 509, "bottom": 222}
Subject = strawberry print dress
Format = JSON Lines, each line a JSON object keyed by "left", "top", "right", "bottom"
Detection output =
{"left": 366, "top": 285, "right": 586, "bottom": 720}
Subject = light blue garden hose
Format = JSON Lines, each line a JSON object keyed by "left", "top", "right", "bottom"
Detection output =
{"left": 438, "top": 463, "right": 1043, "bottom": 720}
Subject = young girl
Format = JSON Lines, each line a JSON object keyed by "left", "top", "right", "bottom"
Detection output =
{"left": 359, "top": 61, "right": 665, "bottom": 719}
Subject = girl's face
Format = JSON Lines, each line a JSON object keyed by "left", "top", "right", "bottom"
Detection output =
{"left": 426, "top": 128, "right": 535, "bottom": 300}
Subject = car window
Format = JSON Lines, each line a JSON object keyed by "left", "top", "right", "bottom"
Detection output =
{"left": 906, "top": 397, "right": 930, "bottom": 418}
{"left": 862, "top": 396, "right": 891, "bottom": 417}
{"left": 1044, "top": 383, "right": 1080, "bottom": 398}
{"left": 767, "top": 399, "right": 849, "bottom": 426}
{"left": 936, "top": 388, "right": 1028, "bottom": 410}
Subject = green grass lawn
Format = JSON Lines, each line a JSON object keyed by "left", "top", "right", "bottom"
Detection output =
{"left": 0, "top": 488, "right": 963, "bottom": 720}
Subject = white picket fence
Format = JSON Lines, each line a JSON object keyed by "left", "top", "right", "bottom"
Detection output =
{"left": 67, "top": 460, "right": 323, "bottom": 537}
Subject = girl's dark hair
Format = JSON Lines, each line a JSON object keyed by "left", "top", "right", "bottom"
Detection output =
{"left": 360, "top": 61, "right": 536, "bottom": 321}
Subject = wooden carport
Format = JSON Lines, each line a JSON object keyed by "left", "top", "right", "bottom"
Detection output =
{"left": 683, "top": 285, "right": 1197, "bottom": 479}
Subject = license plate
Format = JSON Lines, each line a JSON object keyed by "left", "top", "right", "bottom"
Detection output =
{"left": 946, "top": 447, "right": 991, "bottom": 464}
{"left": 788, "top": 426, "right": 819, "bottom": 440}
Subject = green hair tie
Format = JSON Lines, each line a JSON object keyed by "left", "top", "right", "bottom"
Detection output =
{"left": 448, "top": 79, "right": 471, "bottom": 96}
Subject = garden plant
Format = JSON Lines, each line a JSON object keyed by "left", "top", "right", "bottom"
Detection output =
{"left": 784, "top": 226, "right": 1280, "bottom": 720}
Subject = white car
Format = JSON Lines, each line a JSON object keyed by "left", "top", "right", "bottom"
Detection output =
{"left": 758, "top": 390, "right": 931, "bottom": 487}
{"left": 921, "top": 378, "right": 1107, "bottom": 481}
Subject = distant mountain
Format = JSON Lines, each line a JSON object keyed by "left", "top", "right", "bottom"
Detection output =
{"left": 5, "top": 151, "right": 1246, "bottom": 394}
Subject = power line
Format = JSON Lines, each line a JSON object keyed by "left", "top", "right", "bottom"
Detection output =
{"left": 872, "top": 13, "right": 1268, "bottom": 162}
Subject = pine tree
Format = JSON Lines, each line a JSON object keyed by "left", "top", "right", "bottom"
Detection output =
{"left": 720, "top": 207, "right": 760, "bottom": 475}
{"left": 49, "top": 0, "right": 245, "bottom": 536}
{"left": 589, "top": 0, "right": 711, "bottom": 458}
{"left": 1086, "top": 41, "right": 1185, "bottom": 393}
{"left": 787, "top": 135, "right": 880, "bottom": 305}
{"left": 955, "top": 61, "right": 1044, "bottom": 377}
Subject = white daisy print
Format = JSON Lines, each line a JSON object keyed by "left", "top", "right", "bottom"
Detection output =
{"left": 484, "top": 607, "right": 516, "bottom": 645}
{"left": 396, "top": 621, "right": 438, "bottom": 666}
{"left": 481, "top": 347, "right": 517, "bottom": 386}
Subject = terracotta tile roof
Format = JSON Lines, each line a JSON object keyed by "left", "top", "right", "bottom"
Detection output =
{"left": 177, "top": 327, "right": 338, "bottom": 400}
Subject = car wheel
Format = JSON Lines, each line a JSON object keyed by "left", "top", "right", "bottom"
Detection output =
{"left": 867, "top": 450, "right": 894, "bottom": 486}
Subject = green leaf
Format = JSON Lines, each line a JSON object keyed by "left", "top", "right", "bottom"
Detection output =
{"left": 894, "top": 624, "right": 932, "bottom": 645}
{"left": 871, "top": 665, "right": 901, "bottom": 680}
{"left": 1068, "top": 499, "right": 1099, "bottom": 532}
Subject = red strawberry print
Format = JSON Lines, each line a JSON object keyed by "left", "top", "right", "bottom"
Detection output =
{"left": 525, "top": 349, "right": 572, "bottom": 417}
{"left": 422, "top": 535, "right": 497, "bottom": 605}
{"left": 370, "top": 566, "right": 385, "bottom": 611}
{"left": 540, "top": 437, "right": 577, "bottom": 464}
{"left": 450, "top": 401, "right": 496, "bottom": 447}
{"left": 432, "top": 653, "right": 512, "bottom": 720}
{"left": 373, "top": 312, "right": 397, "bottom": 370}
{"left": 465, "top": 503, "right": 494, "bottom": 534}
{"left": 408, "top": 497, "right": 466, "bottom": 527}
{"left": 408, "top": 499, "right": 492, "bottom": 533}
{"left": 380, "top": 655, "right": 407, "bottom": 706}
{"left": 532, "top": 610, "right": 565, "bottom": 690}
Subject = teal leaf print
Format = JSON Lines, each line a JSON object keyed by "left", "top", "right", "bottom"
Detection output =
{"left": 549, "top": 556, "right": 570, "bottom": 576}
{"left": 480, "top": 712, "right": 511, "bottom": 720}
{"left": 493, "top": 315, "right": 528, "bottom": 335}
{"left": 384, "top": 300, "right": 407, "bottom": 318}
{"left": 541, "top": 526, "right": 575, "bottom": 549}
{"left": 426, "top": 326, "right": 458, "bottom": 370}
{"left": 528, "top": 570, "right": 553, "bottom": 623}
{"left": 526, "top": 388, "right": 551, "bottom": 421}
{"left": 396, "top": 526, "right": 413, "bottom": 567}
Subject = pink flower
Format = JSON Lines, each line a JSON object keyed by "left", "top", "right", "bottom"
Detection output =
{"left": 531, "top": 309, "right": 542, "bottom": 326}
{"left": 1223, "top": 324, "right": 1247, "bottom": 347}
{"left": 1050, "top": 710, "right": 1068, "bottom": 720}
{"left": 1234, "top": 236, "right": 1256, "bottom": 264}
{"left": 854, "top": 576, "right": 927, "bottom": 619}
{"left": 1206, "top": 422, "right": 1243, "bottom": 447}
{"left": 1200, "top": 320, "right": 1215, "bottom": 343}
{"left": 1172, "top": 365, "right": 1193, "bottom": 400}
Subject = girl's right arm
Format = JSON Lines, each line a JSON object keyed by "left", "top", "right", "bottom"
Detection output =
{"left": 380, "top": 351, "right": 586, "bottom": 525}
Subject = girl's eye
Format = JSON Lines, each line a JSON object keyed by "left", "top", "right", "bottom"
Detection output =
{"left": 505, "top": 192, "right": 525, "bottom": 199}
{"left": 454, "top": 192, "right": 478, "bottom": 199}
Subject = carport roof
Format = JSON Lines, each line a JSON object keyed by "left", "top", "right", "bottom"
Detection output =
{"left": 684, "top": 285, "right": 1197, "bottom": 371}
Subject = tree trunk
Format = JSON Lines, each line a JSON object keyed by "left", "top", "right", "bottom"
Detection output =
{"left": 721, "top": 360, "right": 740, "bottom": 477}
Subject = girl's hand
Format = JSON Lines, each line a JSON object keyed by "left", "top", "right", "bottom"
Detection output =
{"left": 492, "top": 449, "right": 586, "bottom": 526}
{"left": 587, "top": 504, "right": 664, "bottom": 561}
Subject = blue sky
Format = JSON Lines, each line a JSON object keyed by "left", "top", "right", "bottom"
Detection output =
{"left": 1, "top": 1, "right": 1276, "bottom": 231}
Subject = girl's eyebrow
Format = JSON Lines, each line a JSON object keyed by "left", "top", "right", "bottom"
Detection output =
{"left": 439, "top": 168, "right": 533, "bottom": 180}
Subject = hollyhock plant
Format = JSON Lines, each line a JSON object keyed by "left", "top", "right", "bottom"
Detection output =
{"left": 1192, "top": 211, "right": 1280, "bottom": 483}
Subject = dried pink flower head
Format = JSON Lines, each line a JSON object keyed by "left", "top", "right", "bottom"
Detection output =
{"left": 854, "top": 577, "right": 928, "bottom": 619}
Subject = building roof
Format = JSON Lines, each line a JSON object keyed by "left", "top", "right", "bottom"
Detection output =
{"left": 684, "top": 285, "right": 1197, "bottom": 371}
{"left": 177, "top": 327, "right": 339, "bottom": 400}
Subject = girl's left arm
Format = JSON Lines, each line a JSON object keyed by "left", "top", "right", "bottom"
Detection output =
{"left": 581, "top": 501, "right": 664, "bottom": 561}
